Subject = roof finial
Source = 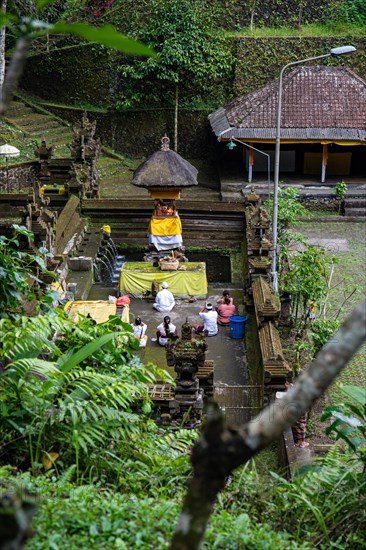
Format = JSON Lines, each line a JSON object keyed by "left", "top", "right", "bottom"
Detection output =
{"left": 161, "top": 134, "right": 170, "bottom": 151}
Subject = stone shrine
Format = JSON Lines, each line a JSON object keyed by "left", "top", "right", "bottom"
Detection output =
{"left": 165, "top": 319, "right": 207, "bottom": 423}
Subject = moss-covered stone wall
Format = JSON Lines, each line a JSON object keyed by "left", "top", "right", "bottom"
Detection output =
{"left": 210, "top": 0, "right": 344, "bottom": 29}
{"left": 87, "top": 0, "right": 345, "bottom": 32}
{"left": 235, "top": 36, "right": 366, "bottom": 95}
{"left": 21, "top": 44, "right": 110, "bottom": 107}
{"left": 43, "top": 104, "right": 213, "bottom": 159}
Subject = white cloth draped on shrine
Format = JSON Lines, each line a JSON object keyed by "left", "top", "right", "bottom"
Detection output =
{"left": 148, "top": 215, "right": 183, "bottom": 250}
{"left": 148, "top": 233, "right": 183, "bottom": 250}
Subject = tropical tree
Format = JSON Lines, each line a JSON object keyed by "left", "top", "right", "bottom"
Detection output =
{"left": 115, "top": 0, "right": 233, "bottom": 151}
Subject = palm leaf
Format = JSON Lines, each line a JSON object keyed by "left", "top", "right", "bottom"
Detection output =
{"left": 57, "top": 333, "right": 115, "bottom": 373}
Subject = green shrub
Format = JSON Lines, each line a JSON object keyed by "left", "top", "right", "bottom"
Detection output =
{"left": 310, "top": 318, "right": 341, "bottom": 351}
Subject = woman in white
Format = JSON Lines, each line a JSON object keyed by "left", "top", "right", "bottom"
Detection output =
{"left": 156, "top": 315, "right": 177, "bottom": 346}
{"left": 131, "top": 317, "right": 148, "bottom": 348}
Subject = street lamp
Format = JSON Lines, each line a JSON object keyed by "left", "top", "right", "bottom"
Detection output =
{"left": 272, "top": 45, "right": 356, "bottom": 294}
{"left": 0, "top": 143, "right": 20, "bottom": 191}
{"left": 226, "top": 137, "right": 271, "bottom": 204}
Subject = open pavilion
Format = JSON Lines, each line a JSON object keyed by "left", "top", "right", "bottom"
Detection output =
{"left": 209, "top": 66, "right": 366, "bottom": 184}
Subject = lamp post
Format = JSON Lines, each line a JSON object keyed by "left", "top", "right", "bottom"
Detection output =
{"left": 226, "top": 137, "right": 271, "bottom": 205}
{"left": 272, "top": 45, "right": 356, "bottom": 294}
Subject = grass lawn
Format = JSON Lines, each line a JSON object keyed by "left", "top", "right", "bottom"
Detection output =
{"left": 227, "top": 22, "right": 366, "bottom": 38}
{"left": 297, "top": 221, "right": 366, "bottom": 403}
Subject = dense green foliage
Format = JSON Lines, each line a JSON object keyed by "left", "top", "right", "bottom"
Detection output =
{"left": 0, "top": 310, "right": 179, "bottom": 480}
{"left": 341, "top": 0, "right": 366, "bottom": 23}
{"left": 28, "top": 0, "right": 363, "bottom": 32}
{"left": 0, "top": 225, "right": 56, "bottom": 319}
{"left": 4, "top": 0, "right": 155, "bottom": 57}
{"left": 2, "top": 444, "right": 366, "bottom": 549}
{"left": 322, "top": 385, "right": 366, "bottom": 469}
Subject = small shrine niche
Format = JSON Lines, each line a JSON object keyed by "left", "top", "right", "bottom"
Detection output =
{"left": 131, "top": 135, "right": 198, "bottom": 264}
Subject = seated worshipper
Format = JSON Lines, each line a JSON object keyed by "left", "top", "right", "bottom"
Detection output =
{"left": 217, "top": 296, "right": 236, "bottom": 326}
{"left": 216, "top": 289, "right": 234, "bottom": 305}
{"left": 192, "top": 302, "right": 218, "bottom": 336}
{"left": 156, "top": 315, "right": 177, "bottom": 346}
{"left": 131, "top": 317, "right": 148, "bottom": 348}
{"left": 153, "top": 281, "right": 175, "bottom": 312}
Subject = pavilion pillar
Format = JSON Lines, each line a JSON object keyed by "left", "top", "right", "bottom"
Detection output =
{"left": 321, "top": 143, "right": 328, "bottom": 183}
{"left": 248, "top": 147, "right": 254, "bottom": 183}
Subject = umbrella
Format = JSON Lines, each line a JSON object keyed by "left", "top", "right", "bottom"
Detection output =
{"left": 0, "top": 144, "right": 20, "bottom": 191}
{"left": 0, "top": 144, "right": 20, "bottom": 157}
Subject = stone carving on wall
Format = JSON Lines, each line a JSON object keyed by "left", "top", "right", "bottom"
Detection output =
{"left": 71, "top": 111, "right": 100, "bottom": 163}
{"left": 24, "top": 182, "right": 58, "bottom": 253}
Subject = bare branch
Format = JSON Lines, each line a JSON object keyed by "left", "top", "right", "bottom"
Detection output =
{"left": 334, "top": 288, "right": 357, "bottom": 321}
{"left": 170, "top": 298, "right": 366, "bottom": 550}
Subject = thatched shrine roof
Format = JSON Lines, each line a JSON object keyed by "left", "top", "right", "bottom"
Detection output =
{"left": 209, "top": 67, "right": 366, "bottom": 143}
{"left": 131, "top": 136, "right": 198, "bottom": 189}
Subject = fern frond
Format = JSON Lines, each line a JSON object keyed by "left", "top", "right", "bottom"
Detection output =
{"left": 3, "top": 358, "right": 60, "bottom": 380}
{"left": 58, "top": 464, "right": 77, "bottom": 484}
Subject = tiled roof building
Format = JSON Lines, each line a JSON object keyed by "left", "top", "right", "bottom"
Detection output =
{"left": 209, "top": 66, "right": 366, "bottom": 142}
{"left": 209, "top": 67, "right": 366, "bottom": 182}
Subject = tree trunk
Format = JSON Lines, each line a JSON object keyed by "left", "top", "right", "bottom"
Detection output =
{"left": 170, "top": 299, "right": 366, "bottom": 550}
{"left": 0, "top": 0, "right": 7, "bottom": 92}
{"left": 250, "top": 10, "right": 254, "bottom": 31}
{"left": 174, "top": 82, "right": 178, "bottom": 152}
{"left": 0, "top": 35, "right": 30, "bottom": 114}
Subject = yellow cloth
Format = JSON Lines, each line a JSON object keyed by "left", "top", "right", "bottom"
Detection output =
{"left": 49, "top": 281, "right": 65, "bottom": 294}
{"left": 119, "top": 262, "right": 207, "bottom": 297}
{"left": 64, "top": 301, "right": 118, "bottom": 324}
{"left": 148, "top": 216, "right": 182, "bottom": 236}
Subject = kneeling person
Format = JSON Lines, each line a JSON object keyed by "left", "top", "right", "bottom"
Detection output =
{"left": 192, "top": 302, "right": 218, "bottom": 336}
{"left": 156, "top": 315, "right": 177, "bottom": 346}
{"left": 131, "top": 317, "right": 148, "bottom": 348}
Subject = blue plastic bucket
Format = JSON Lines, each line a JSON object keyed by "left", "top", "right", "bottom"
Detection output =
{"left": 229, "top": 315, "right": 247, "bottom": 339}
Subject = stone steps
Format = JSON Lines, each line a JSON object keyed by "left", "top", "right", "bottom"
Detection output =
{"left": 83, "top": 199, "right": 245, "bottom": 248}
{"left": 3, "top": 100, "right": 73, "bottom": 157}
{"left": 344, "top": 208, "right": 366, "bottom": 217}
